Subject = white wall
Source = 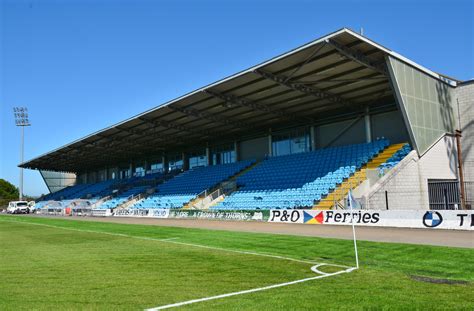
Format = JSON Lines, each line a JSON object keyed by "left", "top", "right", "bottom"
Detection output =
{"left": 362, "top": 135, "right": 459, "bottom": 210}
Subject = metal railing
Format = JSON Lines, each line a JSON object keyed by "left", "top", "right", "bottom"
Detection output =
{"left": 428, "top": 180, "right": 473, "bottom": 210}
{"left": 191, "top": 188, "right": 222, "bottom": 209}
{"left": 464, "top": 181, "right": 474, "bottom": 210}
{"left": 428, "top": 180, "right": 461, "bottom": 210}
{"left": 190, "top": 181, "right": 238, "bottom": 209}
{"left": 115, "top": 192, "right": 146, "bottom": 210}
{"left": 89, "top": 196, "right": 112, "bottom": 209}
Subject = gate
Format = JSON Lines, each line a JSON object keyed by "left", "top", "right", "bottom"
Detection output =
{"left": 427, "top": 180, "right": 461, "bottom": 210}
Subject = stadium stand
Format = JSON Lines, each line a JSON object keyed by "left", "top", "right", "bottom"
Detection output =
{"left": 22, "top": 29, "right": 470, "bottom": 213}
{"left": 213, "top": 140, "right": 389, "bottom": 210}
{"left": 35, "top": 141, "right": 414, "bottom": 211}
{"left": 132, "top": 160, "right": 255, "bottom": 209}
{"left": 38, "top": 180, "right": 118, "bottom": 202}
{"left": 98, "top": 185, "right": 149, "bottom": 209}
{"left": 36, "top": 173, "right": 166, "bottom": 208}
{"left": 39, "top": 183, "right": 91, "bottom": 201}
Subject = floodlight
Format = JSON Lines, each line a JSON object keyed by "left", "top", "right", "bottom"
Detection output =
{"left": 13, "top": 107, "right": 31, "bottom": 200}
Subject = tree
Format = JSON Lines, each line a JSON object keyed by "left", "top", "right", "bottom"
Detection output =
{"left": 0, "top": 179, "right": 19, "bottom": 208}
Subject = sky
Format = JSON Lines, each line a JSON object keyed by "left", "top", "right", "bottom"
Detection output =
{"left": 0, "top": 0, "right": 473, "bottom": 197}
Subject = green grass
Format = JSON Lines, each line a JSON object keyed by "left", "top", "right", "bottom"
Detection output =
{"left": 0, "top": 215, "right": 472, "bottom": 310}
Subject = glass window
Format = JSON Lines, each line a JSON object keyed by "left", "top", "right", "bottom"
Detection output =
{"left": 120, "top": 169, "right": 130, "bottom": 179}
{"left": 150, "top": 162, "right": 163, "bottom": 173}
{"left": 135, "top": 166, "right": 145, "bottom": 177}
{"left": 168, "top": 154, "right": 183, "bottom": 172}
{"left": 211, "top": 144, "right": 236, "bottom": 165}
{"left": 272, "top": 129, "right": 310, "bottom": 156}
{"left": 168, "top": 160, "right": 183, "bottom": 172}
{"left": 188, "top": 149, "right": 207, "bottom": 169}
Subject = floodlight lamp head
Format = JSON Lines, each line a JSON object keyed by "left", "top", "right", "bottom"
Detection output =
{"left": 13, "top": 106, "right": 31, "bottom": 126}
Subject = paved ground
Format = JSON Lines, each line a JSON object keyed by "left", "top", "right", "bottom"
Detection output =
{"left": 26, "top": 215, "right": 474, "bottom": 248}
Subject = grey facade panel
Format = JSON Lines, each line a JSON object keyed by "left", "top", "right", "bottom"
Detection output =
{"left": 387, "top": 56, "right": 457, "bottom": 155}
{"left": 456, "top": 81, "right": 474, "bottom": 181}
{"left": 39, "top": 170, "right": 76, "bottom": 194}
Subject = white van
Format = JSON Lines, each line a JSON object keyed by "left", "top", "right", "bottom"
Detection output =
{"left": 7, "top": 201, "right": 31, "bottom": 214}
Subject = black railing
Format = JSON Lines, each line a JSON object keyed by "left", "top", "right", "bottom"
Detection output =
{"left": 428, "top": 180, "right": 472, "bottom": 210}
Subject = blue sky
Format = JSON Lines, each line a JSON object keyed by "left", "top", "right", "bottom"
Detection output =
{"left": 1, "top": 0, "right": 473, "bottom": 196}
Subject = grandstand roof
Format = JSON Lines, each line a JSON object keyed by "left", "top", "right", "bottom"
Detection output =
{"left": 21, "top": 28, "right": 458, "bottom": 173}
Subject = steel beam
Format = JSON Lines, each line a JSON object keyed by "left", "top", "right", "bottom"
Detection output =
{"left": 204, "top": 89, "right": 312, "bottom": 123}
{"left": 168, "top": 105, "right": 251, "bottom": 129}
{"left": 138, "top": 116, "right": 214, "bottom": 138}
{"left": 325, "top": 39, "right": 387, "bottom": 75}
{"left": 254, "top": 69, "right": 354, "bottom": 108}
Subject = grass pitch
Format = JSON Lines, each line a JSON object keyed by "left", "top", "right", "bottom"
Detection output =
{"left": 0, "top": 215, "right": 472, "bottom": 310}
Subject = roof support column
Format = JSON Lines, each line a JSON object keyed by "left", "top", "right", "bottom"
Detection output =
{"left": 310, "top": 126, "right": 316, "bottom": 151}
{"left": 365, "top": 106, "right": 372, "bottom": 143}
{"left": 144, "top": 160, "right": 148, "bottom": 175}
{"left": 234, "top": 141, "right": 239, "bottom": 162}
{"left": 182, "top": 152, "right": 189, "bottom": 171}
{"left": 206, "top": 146, "right": 211, "bottom": 166}
{"left": 129, "top": 163, "right": 134, "bottom": 178}
{"left": 162, "top": 154, "right": 168, "bottom": 173}
{"left": 268, "top": 132, "right": 273, "bottom": 157}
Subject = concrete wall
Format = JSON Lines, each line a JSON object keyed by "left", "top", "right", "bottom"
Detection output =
{"left": 77, "top": 173, "right": 87, "bottom": 184}
{"left": 456, "top": 81, "right": 474, "bottom": 182}
{"left": 239, "top": 136, "right": 269, "bottom": 161}
{"left": 316, "top": 118, "right": 365, "bottom": 148}
{"left": 371, "top": 110, "right": 410, "bottom": 144}
{"left": 315, "top": 110, "right": 410, "bottom": 148}
{"left": 362, "top": 135, "right": 459, "bottom": 210}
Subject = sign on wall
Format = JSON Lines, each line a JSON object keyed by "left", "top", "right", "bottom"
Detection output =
{"left": 112, "top": 209, "right": 268, "bottom": 221}
{"left": 268, "top": 209, "right": 473, "bottom": 230}
{"left": 168, "top": 209, "right": 268, "bottom": 221}
{"left": 113, "top": 208, "right": 169, "bottom": 218}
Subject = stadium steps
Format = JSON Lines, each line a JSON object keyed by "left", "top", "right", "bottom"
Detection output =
{"left": 204, "top": 160, "right": 263, "bottom": 209}
{"left": 184, "top": 160, "right": 262, "bottom": 209}
{"left": 183, "top": 196, "right": 201, "bottom": 209}
{"left": 313, "top": 143, "right": 407, "bottom": 210}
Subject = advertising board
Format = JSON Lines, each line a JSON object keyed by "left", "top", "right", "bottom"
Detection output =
{"left": 268, "top": 209, "right": 473, "bottom": 230}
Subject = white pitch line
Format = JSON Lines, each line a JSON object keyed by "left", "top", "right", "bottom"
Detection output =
{"left": 0, "top": 219, "right": 348, "bottom": 267}
{"left": 1, "top": 218, "right": 356, "bottom": 310}
{"left": 146, "top": 265, "right": 355, "bottom": 310}
{"left": 159, "top": 237, "right": 180, "bottom": 241}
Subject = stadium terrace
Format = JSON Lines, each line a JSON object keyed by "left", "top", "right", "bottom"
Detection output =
{"left": 20, "top": 28, "right": 473, "bottom": 212}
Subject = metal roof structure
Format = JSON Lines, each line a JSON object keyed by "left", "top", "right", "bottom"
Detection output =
{"left": 21, "top": 28, "right": 457, "bottom": 173}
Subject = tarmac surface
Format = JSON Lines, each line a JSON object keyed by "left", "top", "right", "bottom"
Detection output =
{"left": 25, "top": 214, "right": 474, "bottom": 248}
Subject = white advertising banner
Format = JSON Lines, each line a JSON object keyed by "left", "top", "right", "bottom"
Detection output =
{"left": 268, "top": 209, "right": 474, "bottom": 230}
{"left": 113, "top": 209, "right": 170, "bottom": 218}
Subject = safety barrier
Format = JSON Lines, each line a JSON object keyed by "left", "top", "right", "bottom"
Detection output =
{"left": 268, "top": 209, "right": 473, "bottom": 230}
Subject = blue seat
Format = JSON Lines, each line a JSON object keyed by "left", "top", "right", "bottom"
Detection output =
{"left": 213, "top": 139, "right": 391, "bottom": 210}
